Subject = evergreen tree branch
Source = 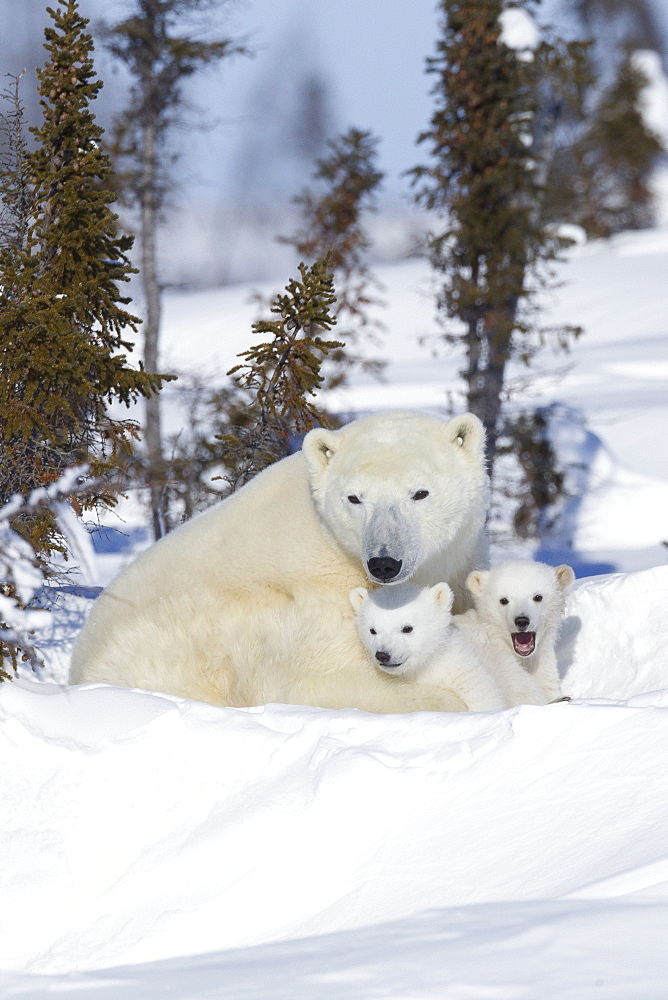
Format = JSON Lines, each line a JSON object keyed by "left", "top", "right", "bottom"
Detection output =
{"left": 280, "top": 127, "right": 386, "bottom": 389}
{"left": 0, "top": 0, "right": 173, "bottom": 563}
{"left": 221, "top": 259, "right": 341, "bottom": 491}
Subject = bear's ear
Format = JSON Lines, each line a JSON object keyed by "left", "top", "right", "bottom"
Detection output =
{"left": 349, "top": 587, "right": 368, "bottom": 613}
{"left": 466, "top": 569, "right": 487, "bottom": 596}
{"left": 444, "top": 413, "right": 485, "bottom": 460}
{"left": 302, "top": 427, "right": 339, "bottom": 475}
{"left": 555, "top": 565, "right": 575, "bottom": 590}
{"left": 431, "top": 582, "right": 454, "bottom": 613}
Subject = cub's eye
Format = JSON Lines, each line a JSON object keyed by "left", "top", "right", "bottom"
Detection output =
{"left": 401, "top": 625, "right": 413, "bottom": 633}
{"left": 347, "top": 495, "right": 361, "bottom": 504}
{"left": 499, "top": 597, "right": 509, "bottom": 606}
{"left": 369, "top": 628, "right": 377, "bottom": 635}
{"left": 412, "top": 490, "right": 429, "bottom": 501}
{"left": 533, "top": 594, "right": 543, "bottom": 602}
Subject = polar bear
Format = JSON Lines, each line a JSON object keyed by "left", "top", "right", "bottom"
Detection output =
{"left": 349, "top": 582, "right": 507, "bottom": 711}
{"left": 455, "top": 560, "right": 575, "bottom": 705}
{"left": 70, "top": 410, "right": 489, "bottom": 712}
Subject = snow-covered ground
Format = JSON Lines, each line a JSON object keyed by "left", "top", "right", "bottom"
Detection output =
{"left": 2, "top": 567, "right": 668, "bottom": 997}
{"left": 1, "top": 222, "right": 668, "bottom": 997}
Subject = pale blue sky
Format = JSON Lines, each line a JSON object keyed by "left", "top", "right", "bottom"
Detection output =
{"left": 1, "top": 0, "right": 441, "bottom": 200}
{"left": 164, "top": 0, "right": 441, "bottom": 200}
{"left": 3, "top": 0, "right": 667, "bottom": 205}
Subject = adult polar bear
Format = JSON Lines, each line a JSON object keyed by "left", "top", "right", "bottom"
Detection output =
{"left": 71, "top": 410, "right": 489, "bottom": 712}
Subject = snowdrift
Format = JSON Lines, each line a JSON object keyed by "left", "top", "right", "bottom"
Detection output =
{"left": 1, "top": 566, "right": 668, "bottom": 997}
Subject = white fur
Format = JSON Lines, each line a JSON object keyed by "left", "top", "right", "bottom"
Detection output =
{"left": 456, "top": 560, "right": 575, "bottom": 705}
{"left": 70, "top": 410, "right": 489, "bottom": 713}
{"left": 349, "top": 582, "right": 507, "bottom": 712}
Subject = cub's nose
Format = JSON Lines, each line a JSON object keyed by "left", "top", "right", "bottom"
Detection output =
{"left": 375, "top": 650, "right": 391, "bottom": 665}
{"left": 368, "top": 556, "right": 402, "bottom": 582}
{"left": 514, "top": 615, "right": 530, "bottom": 630}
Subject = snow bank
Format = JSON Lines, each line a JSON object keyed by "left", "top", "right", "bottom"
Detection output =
{"left": 3, "top": 899, "right": 668, "bottom": 1000}
{"left": 561, "top": 566, "right": 668, "bottom": 699}
{"left": 1, "top": 566, "right": 668, "bottom": 995}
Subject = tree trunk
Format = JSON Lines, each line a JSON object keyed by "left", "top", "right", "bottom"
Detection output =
{"left": 463, "top": 303, "right": 514, "bottom": 477}
{"left": 476, "top": 340, "right": 508, "bottom": 474}
{"left": 140, "top": 119, "right": 167, "bottom": 540}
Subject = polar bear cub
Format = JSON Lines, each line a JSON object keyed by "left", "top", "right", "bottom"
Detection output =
{"left": 457, "top": 560, "right": 575, "bottom": 705}
{"left": 349, "top": 582, "right": 507, "bottom": 712}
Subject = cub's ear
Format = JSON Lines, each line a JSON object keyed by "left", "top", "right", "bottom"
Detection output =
{"left": 349, "top": 587, "right": 368, "bottom": 613}
{"left": 555, "top": 565, "right": 575, "bottom": 590}
{"left": 431, "top": 582, "right": 454, "bottom": 614}
{"left": 444, "top": 412, "right": 485, "bottom": 460}
{"left": 466, "top": 569, "right": 488, "bottom": 596}
{"left": 302, "top": 427, "right": 339, "bottom": 475}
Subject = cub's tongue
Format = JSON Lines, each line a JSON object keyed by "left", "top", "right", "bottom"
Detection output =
{"left": 512, "top": 631, "right": 536, "bottom": 656}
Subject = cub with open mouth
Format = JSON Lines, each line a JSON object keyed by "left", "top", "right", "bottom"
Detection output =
{"left": 456, "top": 560, "right": 575, "bottom": 705}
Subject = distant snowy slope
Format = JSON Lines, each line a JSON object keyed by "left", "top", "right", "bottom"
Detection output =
{"left": 155, "top": 226, "right": 668, "bottom": 574}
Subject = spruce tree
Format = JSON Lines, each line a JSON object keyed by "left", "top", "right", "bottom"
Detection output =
{"left": 410, "top": 0, "right": 582, "bottom": 473}
{"left": 545, "top": 51, "right": 664, "bottom": 236}
{"left": 222, "top": 258, "right": 341, "bottom": 491}
{"left": 0, "top": 0, "right": 167, "bottom": 559}
{"left": 281, "top": 127, "right": 386, "bottom": 389}
{"left": 590, "top": 53, "right": 664, "bottom": 231}
{"left": 102, "top": 0, "right": 248, "bottom": 539}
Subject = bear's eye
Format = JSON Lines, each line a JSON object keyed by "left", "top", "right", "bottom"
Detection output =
{"left": 499, "top": 597, "right": 509, "bottom": 606}
{"left": 369, "top": 628, "right": 377, "bottom": 635}
{"left": 401, "top": 625, "right": 413, "bottom": 633}
{"left": 347, "top": 494, "right": 362, "bottom": 504}
{"left": 412, "top": 490, "right": 429, "bottom": 501}
{"left": 533, "top": 594, "right": 543, "bottom": 602}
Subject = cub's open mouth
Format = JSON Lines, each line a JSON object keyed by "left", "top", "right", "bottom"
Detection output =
{"left": 512, "top": 631, "right": 536, "bottom": 656}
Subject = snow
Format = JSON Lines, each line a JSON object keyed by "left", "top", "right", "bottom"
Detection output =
{"left": 2, "top": 567, "right": 668, "bottom": 997}
{"left": 2, "top": 223, "right": 668, "bottom": 996}
{"left": 498, "top": 8, "right": 540, "bottom": 58}
{"left": 632, "top": 49, "right": 668, "bottom": 147}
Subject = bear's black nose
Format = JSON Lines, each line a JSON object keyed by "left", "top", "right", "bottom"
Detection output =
{"left": 514, "top": 615, "right": 530, "bottom": 630}
{"left": 368, "top": 556, "right": 402, "bottom": 582}
{"left": 375, "top": 650, "right": 391, "bottom": 664}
